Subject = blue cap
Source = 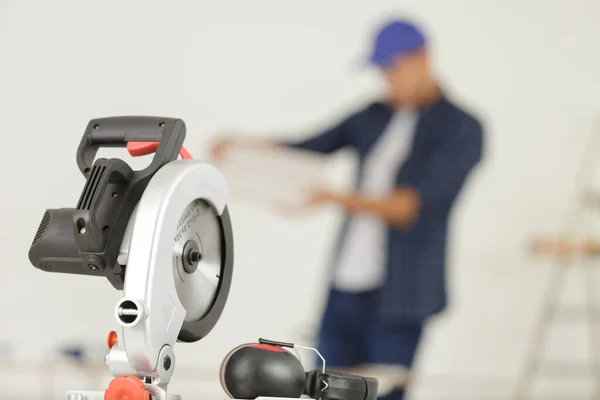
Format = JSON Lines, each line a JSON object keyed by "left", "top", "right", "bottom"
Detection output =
{"left": 369, "top": 20, "right": 426, "bottom": 67}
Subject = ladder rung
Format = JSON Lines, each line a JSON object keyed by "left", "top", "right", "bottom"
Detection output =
{"left": 547, "top": 304, "right": 600, "bottom": 322}
{"left": 532, "top": 359, "right": 600, "bottom": 378}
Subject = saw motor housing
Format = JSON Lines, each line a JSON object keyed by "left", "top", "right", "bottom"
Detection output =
{"left": 30, "top": 117, "right": 187, "bottom": 289}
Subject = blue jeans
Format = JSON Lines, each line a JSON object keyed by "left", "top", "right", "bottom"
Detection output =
{"left": 316, "top": 289, "right": 424, "bottom": 399}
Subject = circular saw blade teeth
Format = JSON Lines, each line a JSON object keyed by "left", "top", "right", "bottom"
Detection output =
{"left": 173, "top": 199, "right": 222, "bottom": 322}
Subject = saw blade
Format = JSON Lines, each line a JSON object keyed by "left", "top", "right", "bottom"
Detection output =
{"left": 172, "top": 199, "right": 222, "bottom": 322}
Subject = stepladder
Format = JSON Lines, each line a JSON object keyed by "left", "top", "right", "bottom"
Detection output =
{"left": 515, "top": 114, "right": 600, "bottom": 399}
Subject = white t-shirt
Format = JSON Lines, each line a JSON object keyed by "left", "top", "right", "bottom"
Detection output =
{"left": 332, "top": 109, "right": 418, "bottom": 292}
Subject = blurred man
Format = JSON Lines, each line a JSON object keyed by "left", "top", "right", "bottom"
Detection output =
{"left": 212, "top": 20, "right": 484, "bottom": 400}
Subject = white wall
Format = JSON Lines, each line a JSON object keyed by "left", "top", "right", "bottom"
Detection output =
{"left": 2, "top": 0, "right": 600, "bottom": 398}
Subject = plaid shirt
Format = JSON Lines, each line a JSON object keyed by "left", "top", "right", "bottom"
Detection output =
{"left": 286, "top": 95, "right": 484, "bottom": 324}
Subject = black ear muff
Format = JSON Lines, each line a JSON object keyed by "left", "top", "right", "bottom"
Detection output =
{"left": 304, "top": 370, "right": 378, "bottom": 400}
{"left": 220, "top": 343, "right": 306, "bottom": 399}
{"left": 220, "top": 338, "right": 379, "bottom": 400}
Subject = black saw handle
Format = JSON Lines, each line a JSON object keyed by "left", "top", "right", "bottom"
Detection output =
{"left": 76, "top": 116, "right": 185, "bottom": 178}
{"left": 74, "top": 117, "right": 186, "bottom": 286}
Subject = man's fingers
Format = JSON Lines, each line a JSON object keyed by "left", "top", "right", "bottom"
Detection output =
{"left": 209, "top": 139, "right": 233, "bottom": 161}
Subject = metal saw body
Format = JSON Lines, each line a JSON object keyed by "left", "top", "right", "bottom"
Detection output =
{"left": 112, "top": 160, "right": 232, "bottom": 374}
{"left": 28, "top": 117, "right": 234, "bottom": 400}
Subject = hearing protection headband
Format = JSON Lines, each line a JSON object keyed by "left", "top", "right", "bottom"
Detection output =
{"left": 258, "top": 338, "right": 379, "bottom": 400}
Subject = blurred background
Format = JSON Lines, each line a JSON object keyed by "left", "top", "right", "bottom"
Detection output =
{"left": 1, "top": 0, "right": 600, "bottom": 399}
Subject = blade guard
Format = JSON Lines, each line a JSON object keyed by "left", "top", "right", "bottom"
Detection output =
{"left": 114, "top": 160, "right": 232, "bottom": 375}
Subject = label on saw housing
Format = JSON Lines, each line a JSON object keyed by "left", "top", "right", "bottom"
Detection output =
{"left": 174, "top": 200, "right": 202, "bottom": 243}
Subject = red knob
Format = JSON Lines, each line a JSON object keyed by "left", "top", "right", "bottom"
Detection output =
{"left": 104, "top": 376, "right": 149, "bottom": 400}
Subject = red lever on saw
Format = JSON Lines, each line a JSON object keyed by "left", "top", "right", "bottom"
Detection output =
{"left": 127, "top": 141, "right": 193, "bottom": 160}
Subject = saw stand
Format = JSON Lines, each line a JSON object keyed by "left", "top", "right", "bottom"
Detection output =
{"left": 65, "top": 329, "right": 179, "bottom": 400}
{"left": 28, "top": 117, "right": 234, "bottom": 400}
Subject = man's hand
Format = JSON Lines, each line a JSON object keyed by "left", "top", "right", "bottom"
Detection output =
{"left": 303, "top": 189, "right": 342, "bottom": 207}
{"left": 301, "top": 186, "right": 421, "bottom": 228}
{"left": 388, "top": 186, "right": 421, "bottom": 227}
{"left": 209, "top": 138, "right": 235, "bottom": 162}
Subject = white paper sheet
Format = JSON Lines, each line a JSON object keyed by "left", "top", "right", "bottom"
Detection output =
{"left": 214, "top": 146, "right": 329, "bottom": 209}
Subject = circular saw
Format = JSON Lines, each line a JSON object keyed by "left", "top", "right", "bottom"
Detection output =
{"left": 28, "top": 117, "right": 234, "bottom": 400}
